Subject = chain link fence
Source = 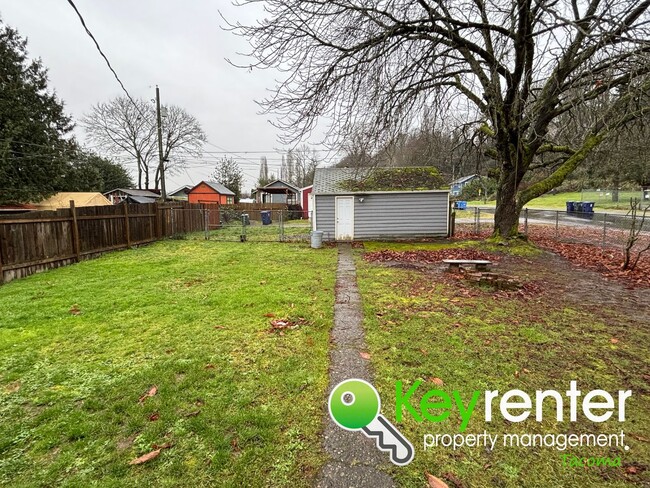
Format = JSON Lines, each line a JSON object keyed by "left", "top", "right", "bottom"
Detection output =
{"left": 456, "top": 206, "right": 650, "bottom": 250}
{"left": 168, "top": 207, "right": 312, "bottom": 243}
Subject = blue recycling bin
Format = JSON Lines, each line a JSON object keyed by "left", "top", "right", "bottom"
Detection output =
{"left": 575, "top": 202, "right": 584, "bottom": 214}
{"left": 581, "top": 201, "right": 595, "bottom": 220}
{"left": 582, "top": 202, "right": 595, "bottom": 213}
{"left": 261, "top": 210, "right": 272, "bottom": 225}
{"left": 566, "top": 201, "right": 575, "bottom": 213}
{"left": 455, "top": 201, "right": 467, "bottom": 210}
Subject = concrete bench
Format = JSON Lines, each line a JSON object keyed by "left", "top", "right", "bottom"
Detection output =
{"left": 443, "top": 259, "right": 492, "bottom": 272}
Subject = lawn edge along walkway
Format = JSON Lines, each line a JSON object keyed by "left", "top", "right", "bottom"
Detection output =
{"left": 316, "top": 243, "right": 396, "bottom": 488}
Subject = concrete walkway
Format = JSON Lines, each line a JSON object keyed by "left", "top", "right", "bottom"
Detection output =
{"left": 316, "top": 244, "right": 395, "bottom": 488}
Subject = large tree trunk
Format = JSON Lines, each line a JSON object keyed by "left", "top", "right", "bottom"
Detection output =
{"left": 136, "top": 153, "right": 143, "bottom": 190}
{"left": 612, "top": 170, "right": 620, "bottom": 203}
{"left": 494, "top": 172, "right": 521, "bottom": 237}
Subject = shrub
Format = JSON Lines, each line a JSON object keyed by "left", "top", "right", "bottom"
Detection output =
{"left": 459, "top": 177, "right": 497, "bottom": 200}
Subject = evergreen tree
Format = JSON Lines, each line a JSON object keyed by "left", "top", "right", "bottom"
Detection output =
{"left": 0, "top": 21, "right": 76, "bottom": 204}
{"left": 212, "top": 157, "right": 243, "bottom": 203}
{"left": 63, "top": 151, "right": 133, "bottom": 192}
{"left": 257, "top": 156, "right": 270, "bottom": 187}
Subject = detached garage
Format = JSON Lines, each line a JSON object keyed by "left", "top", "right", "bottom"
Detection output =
{"left": 312, "top": 167, "right": 450, "bottom": 241}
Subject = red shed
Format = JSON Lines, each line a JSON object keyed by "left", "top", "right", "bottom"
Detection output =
{"left": 188, "top": 181, "right": 236, "bottom": 205}
{"left": 300, "top": 185, "right": 313, "bottom": 219}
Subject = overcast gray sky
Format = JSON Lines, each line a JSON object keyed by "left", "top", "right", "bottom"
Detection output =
{"left": 0, "top": 0, "right": 329, "bottom": 191}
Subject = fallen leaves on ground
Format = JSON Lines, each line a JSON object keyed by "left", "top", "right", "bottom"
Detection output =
{"left": 152, "top": 442, "right": 174, "bottom": 450}
{"left": 268, "top": 317, "right": 309, "bottom": 333}
{"left": 138, "top": 386, "right": 158, "bottom": 404}
{"left": 231, "top": 437, "right": 241, "bottom": 453}
{"left": 129, "top": 449, "right": 160, "bottom": 465}
{"left": 429, "top": 377, "right": 444, "bottom": 386}
{"left": 531, "top": 233, "right": 650, "bottom": 287}
{"left": 69, "top": 305, "right": 82, "bottom": 315}
{"left": 359, "top": 351, "right": 371, "bottom": 360}
{"left": 440, "top": 472, "right": 465, "bottom": 488}
{"left": 491, "top": 280, "right": 543, "bottom": 300}
{"left": 364, "top": 249, "right": 499, "bottom": 265}
{"left": 129, "top": 441, "right": 174, "bottom": 465}
{"left": 148, "top": 412, "right": 160, "bottom": 421}
{"left": 425, "top": 472, "right": 449, "bottom": 488}
{"left": 454, "top": 223, "right": 649, "bottom": 287}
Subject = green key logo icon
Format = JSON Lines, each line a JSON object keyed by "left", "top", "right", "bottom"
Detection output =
{"left": 328, "top": 379, "right": 414, "bottom": 466}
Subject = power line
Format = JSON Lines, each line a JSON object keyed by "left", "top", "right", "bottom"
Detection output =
{"left": 204, "top": 141, "right": 265, "bottom": 168}
{"left": 202, "top": 149, "right": 329, "bottom": 154}
{"left": 65, "top": 0, "right": 147, "bottom": 119}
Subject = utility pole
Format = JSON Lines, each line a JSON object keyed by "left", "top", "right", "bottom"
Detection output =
{"left": 155, "top": 85, "right": 167, "bottom": 200}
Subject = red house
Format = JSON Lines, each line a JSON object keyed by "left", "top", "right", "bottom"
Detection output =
{"left": 188, "top": 181, "right": 236, "bottom": 205}
{"left": 300, "top": 185, "right": 313, "bottom": 219}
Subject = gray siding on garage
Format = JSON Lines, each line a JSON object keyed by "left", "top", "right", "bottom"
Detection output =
{"left": 314, "top": 192, "right": 449, "bottom": 240}
{"left": 314, "top": 195, "right": 336, "bottom": 239}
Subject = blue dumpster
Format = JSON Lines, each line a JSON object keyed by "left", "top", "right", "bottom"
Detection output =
{"left": 261, "top": 210, "right": 272, "bottom": 225}
{"left": 455, "top": 201, "right": 467, "bottom": 210}
{"left": 566, "top": 201, "right": 575, "bottom": 213}
{"left": 575, "top": 202, "right": 584, "bottom": 214}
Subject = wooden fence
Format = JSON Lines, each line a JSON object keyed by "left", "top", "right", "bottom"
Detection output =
{"left": 0, "top": 201, "right": 220, "bottom": 284}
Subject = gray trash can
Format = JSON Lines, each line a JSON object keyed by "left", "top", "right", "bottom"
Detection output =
{"left": 310, "top": 231, "right": 324, "bottom": 249}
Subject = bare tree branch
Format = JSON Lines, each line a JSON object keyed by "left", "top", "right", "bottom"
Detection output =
{"left": 228, "top": 0, "right": 650, "bottom": 235}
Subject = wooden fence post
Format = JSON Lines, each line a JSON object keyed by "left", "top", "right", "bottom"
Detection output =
{"left": 123, "top": 203, "right": 131, "bottom": 249}
{"left": 0, "top": 231, "right": 4, "bottom": 284}
{"left": 154, "top": 203, "right": 160, "bottom": 239}
{"left": 70, "top": 200, "right": 81, "bottom": 262}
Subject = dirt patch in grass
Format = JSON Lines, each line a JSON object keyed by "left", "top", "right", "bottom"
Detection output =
{"left": 497, "top": 251, "right": 650, "bottom": 325}
{"left": 454, "top": 226, "right": 650, "bottom": 288}
{"left": 364, "top": 248, "right": 501, "bottom": 265}
{"left": 531, "top": 237, "right": 650, "bottom": 288}
{"left": 362, "top": 248, "right": 544, "bottom": 300}
{"left": 117, "top": 433, "right": 139, "bottom": 451}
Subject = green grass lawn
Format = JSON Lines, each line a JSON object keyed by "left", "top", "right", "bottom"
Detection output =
{"left": 355, "top": 243, "right": 649, "bottom": 487}
{"left": 0, "top": 240, "right": 337, "bottom": 487}
{"left": 467, "top": 190, "right": 645, "bottom": 211}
